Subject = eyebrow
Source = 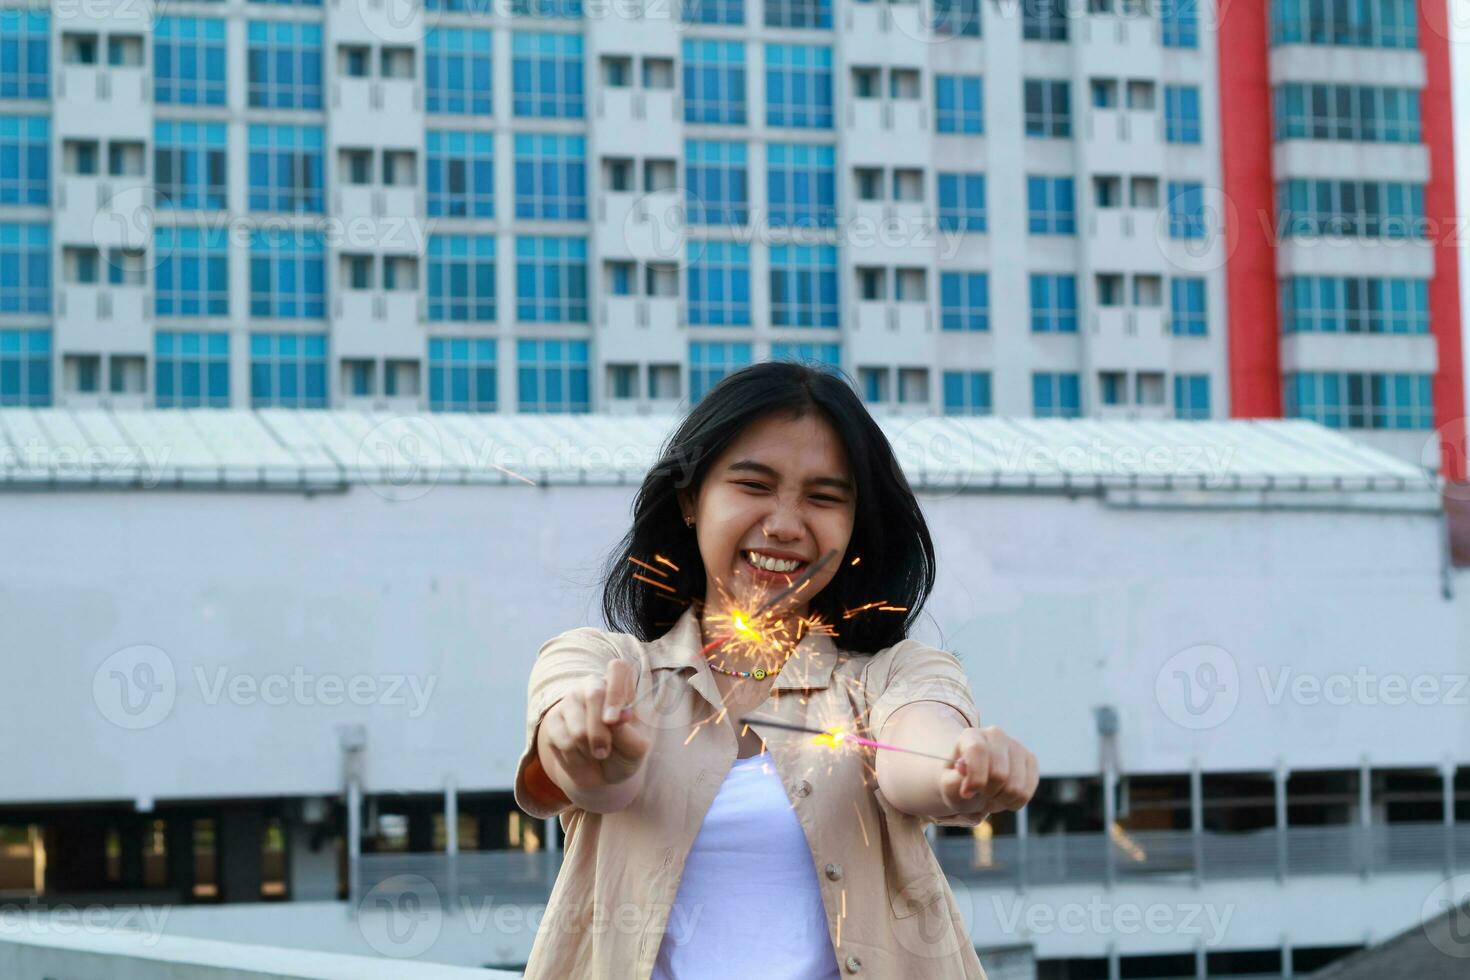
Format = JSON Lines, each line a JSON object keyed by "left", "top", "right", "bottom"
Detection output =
{"left": 726, "top": 459, "right": 854, "bottom": 493}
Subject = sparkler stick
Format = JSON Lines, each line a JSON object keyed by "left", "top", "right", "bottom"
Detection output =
{"left": 739, "top": 714, "right": 958, "bottom": 767}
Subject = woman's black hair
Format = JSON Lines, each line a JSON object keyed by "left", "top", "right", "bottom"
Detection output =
{"left": 600, "top": 360, "right": 936, "bottom": 655}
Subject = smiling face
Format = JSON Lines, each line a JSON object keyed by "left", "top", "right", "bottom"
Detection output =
{"left": 679, "top": 410, "right": 857, "bottom": 636}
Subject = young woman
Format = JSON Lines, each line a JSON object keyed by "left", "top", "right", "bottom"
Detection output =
{"left": 514, "top": 361, "right": 1038, "bottom": 979}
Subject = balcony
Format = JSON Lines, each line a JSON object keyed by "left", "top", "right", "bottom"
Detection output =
{"left": 1091, "top": 307, "right": 1171, "bottom": 370}
{"left": 842, "top": 1, "right": 928, "bottom": 66}
{"left": 353, "top": 822, "right": 1470, "bottom": 907}
{"left": 847, "top": 102, "right": 928, "bottom": 166}
{"left": 55, "top": 67, "right": 150, "bottom": 133}
{"left": 594, "top": 89, "right": 680, "bottom": 155}
{"left": 331, "top": 80, "right": 422, "bottom": 145}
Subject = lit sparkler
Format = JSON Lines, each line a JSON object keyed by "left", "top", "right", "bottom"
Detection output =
{"left": 739, "top": 715, "right": 958, "bottom": 767}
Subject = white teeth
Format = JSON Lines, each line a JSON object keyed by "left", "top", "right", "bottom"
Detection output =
{"left": 746, "top": 550, "right": 802, "bottom": 573}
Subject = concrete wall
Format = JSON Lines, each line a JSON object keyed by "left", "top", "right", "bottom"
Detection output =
{"left": 2, "top": 479, "right": 1465, "bottom": 806}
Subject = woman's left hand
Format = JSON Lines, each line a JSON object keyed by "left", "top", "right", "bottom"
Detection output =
{"left": 937, "top": 726, "right": 1039, "bottom": 818}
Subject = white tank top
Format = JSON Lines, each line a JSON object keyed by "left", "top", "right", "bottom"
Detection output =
{"left": 651, "top": 752, "right": 842, "bottom": 980}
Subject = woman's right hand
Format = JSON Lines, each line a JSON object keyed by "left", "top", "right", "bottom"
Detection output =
{"left": 538, "top": 658, "right": 652, "bottom": 798}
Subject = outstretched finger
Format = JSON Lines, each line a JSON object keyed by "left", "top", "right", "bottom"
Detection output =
{"left": 603, "top": 658, "right": 636, "bottom": 724}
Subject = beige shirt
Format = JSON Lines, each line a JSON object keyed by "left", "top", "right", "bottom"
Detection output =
{"left": 513, "top": 604, "right": 991, "bottom": 980}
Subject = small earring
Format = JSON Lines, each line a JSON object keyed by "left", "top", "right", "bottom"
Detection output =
{"left": 684, "top": 515, "right": 695, "bottom": 528}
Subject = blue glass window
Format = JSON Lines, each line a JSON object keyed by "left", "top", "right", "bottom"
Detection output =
{"left": 248, "top": 125, "right": 324, "bottom": 213}
{"left": 766, "top": 143, "right": 835, "bottom": 229}
{"left": 936, "top": 74, "right": 982, "bottom": 135}
{"left": 932, "top": 0, "right": 981, "bottom": 37}
{"left": 0, "top": 223, "right": 48, "bottom": 314}
{"left": 1023, "top": 0, "right": 1068, "bottom": 40}
{"left": 1027, "top": 176, "right": 1075, "bottom": 234}
{"left": 247, "top": 21, "right": 322, "bottom": 110}
{"left": 1030, "top": 273, "right": 1077, "bottom": 333}
{"left": 0, "top": 327, "right": 49, "bottom": 405}
{"left": 1161, "top": 0, "right": 1198, "bottom": 48}
{"left": 426, "top": 28, "right": 492, "bottom": 115}
{"left": 1032, "top": 371, "right": 1080, "bottom": 418}
{"left": 155, "top": 331, "right": 230, "bottom": 408}
{"left": 683, "top": 40, "right": 746, "bottom": 125}
{"left": 1284, "top": 371, "right": 1433, "bottom": 429}
{"left": 1173, "top": 374, "right": 1210, "bottom": 420}
{"left": 511, "top": 0, "right": 582, "bottom": 16}
{"left": 938, "top": 173, "right": 986, "bottom": 232}
{"left": 427, "top": 130, "right": 495, "bottom": 218}
{"left": 511, "top": 32, "right": 583, "bottom": 118}
{"left": 429, "top": 337, "right": 498, "bottom": 412}
{"left": 0, "top": 12, "right": 48, "bottom": 99}
{"left": 690, "top": 341, "right": 752, "bottom": 401}
{"left": 765, "top": 0, "right": 830, "bottom": 29}
{"left": 0, "top": 115, "right": 47, "bottom": 205}
{"left": 155, "top": 227, "right": 229, "bottom": 317}
{"left": 517, "top": 338, "right": 589, "bottom": 413}
{"left": 771, "top": 342, "right": 840, "bottom": 371}
{"left": 1270, "top": 0, "right": 1416, "bottom": 49}
{"left": 943, "top": 371, "right": 991, "bottom": 415}
{"left": 688, "top": 241, "right": 751, "bottom": 326}
{"left": 686, "top": 140, "right": 748, "bottom": 225}
{"left": 1023, "top": 79, "right": 1070, "bottom": 137}
{"left": 1277, "top": 178, "right": 1425, "bottom": 238}
{"left": 250, "top": 333, "right": 327, "bottom": 408}
{"left": 514, "top": 133, "right": 586, "bottom": 220}
{"left": 154, "top": 121, "right": 228, "bottom": 210}
{"left": 1164, "top": 84, "right": 1201, "bottom": 143}
{"left": 1167, "top": 180, "right": 1207, "bottom": 239}
{"left": 1170, "top": 277, "right": 1207, "bottom": 336}
{"left": 515, "top": 236, "right": 588, "bottom": 322}
{"left": 765, "top": 44, "right": 832, "bottom": 129}
{"left": 1273, "top": 83, "right": 1420, "bottom": 143}
{"left": 249, "top": 229, "right": 325, "bottom": 318}
{"left": 940, "top": 272, "right": 988, "bottom": 332}
{"left": 682, "top": 0, "right": 743, "bottom": 24}
{"left": 1279, "top": 276, "right": 1429, "bottom": 334}
{"left": 429, "top": 235, "right": 497, "bottom": 322}
{"left": 155, "top": 18, "right": 227, "bottom": 106}
{"left": 770, "top": 244, "right": 838, "bottom": 328}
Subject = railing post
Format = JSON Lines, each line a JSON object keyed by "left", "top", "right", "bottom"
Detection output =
{"left": 1193, "top": 941, "right": 1205, "bottom": 979}
{"left": 1359, "top": 755, "right": 1372, "bottom": 880}
{"left": 1103, "top": 765, "right": 1116, "bottom": 890}
{"left": 445, "top": 777, "right": 459, "bottom": 910}
{"left": 1016, "top": 804, "right": 1028, "bottom": 894}
{"left": 1282, "top": 934, "right": 1293, "bottom": 978}
{"left": 346, "top": 778, "right": 362, "bottom": 916}
{"left": 1190, "top": 757, "right": 1203, "bottom": 887}
{"left": 1274, "top": 760, "right": 1288, "bottom": 883}
{"left": 1444, "top": 758, "right": 1457, "bottom": 877}
{"left": 545, "top": 815, "right": 560, "bottom": 884}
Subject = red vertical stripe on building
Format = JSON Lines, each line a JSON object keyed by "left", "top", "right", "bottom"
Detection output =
{"left": 1419, "top": 2, "right": 1467, "bottom": 481}
{"left": 1217, "top": 0, "right": 1281, "bottom": 417}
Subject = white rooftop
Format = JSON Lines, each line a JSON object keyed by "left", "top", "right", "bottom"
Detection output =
{"left": 0, "top": 407, "right": 1437, "bottom": 498}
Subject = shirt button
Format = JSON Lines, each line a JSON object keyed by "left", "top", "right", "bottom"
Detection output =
{"left": 845, "top": 954, "right": 862, "bottom": 973}
{"left": 794, "top": 779, "right": 812, "bottom": 798}
{"left": 824, "top": 862, "right": 843, "bottom": 881}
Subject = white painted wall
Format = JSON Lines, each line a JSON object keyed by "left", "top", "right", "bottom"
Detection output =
{"left": 2, "top": 479, "right": 1465, "bottom": 806}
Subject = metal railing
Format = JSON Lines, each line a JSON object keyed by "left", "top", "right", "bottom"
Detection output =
{"left": 353, "top": 822, "right": 1470, "bottom": 907}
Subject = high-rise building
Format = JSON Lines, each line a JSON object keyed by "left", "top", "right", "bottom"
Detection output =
{"left": 0, "top": 0, "right": 1462, "bottom": 472}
